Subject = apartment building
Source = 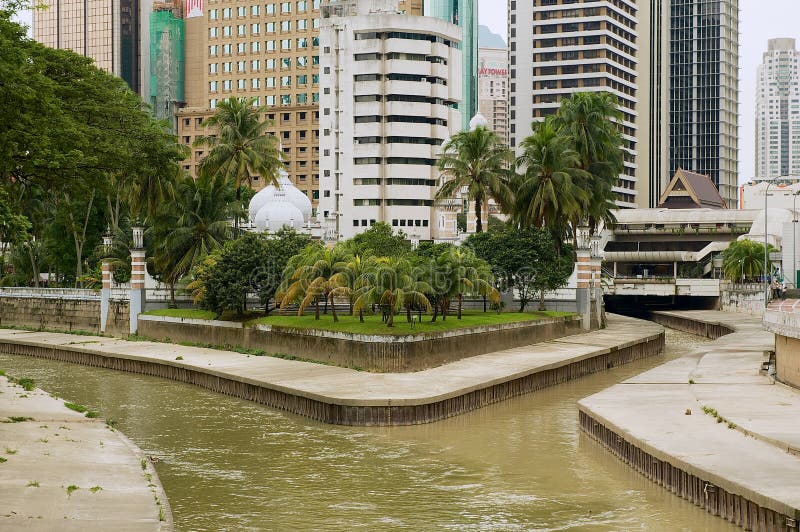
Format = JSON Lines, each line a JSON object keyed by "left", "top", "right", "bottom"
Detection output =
{"left": 176, "top": 0, "right": 421, "bottom": 213}
{"left": 477, "top": 46, "right": 509, "bottom": 143}
{"left": 318, "top": 0, "right": 462, "bottom": 240}
{"left": 509, "top": 0, "right": 642, "bottom": 208}
{"left": 755, "top": 38, "right": 800, "bottom": 180}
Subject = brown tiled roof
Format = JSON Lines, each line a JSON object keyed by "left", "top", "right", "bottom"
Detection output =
{"left": 658, "top": 168, "right": 727, "bottom": 209}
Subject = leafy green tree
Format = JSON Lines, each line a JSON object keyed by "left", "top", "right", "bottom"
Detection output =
{"left": 194, "top": 97, "right": 282, "bottom": 195}
{"left": 435, "top": 248, "right": 499, "bottom": 319}
{"left": 344, "top": 222, "right": 411, "bottom": 258}
{"left": 278, "top": 245, "right": 350, "bottom": 320}
{"left": 468, "top": 227, "right": 573, "bottom": 311}
{"left": 0, "top": 187, "right": 30, "bottom": 271}
{"left": 512, "top": 118, "right": 589, "bottom": 242}
{"left": 722, "top": 239, "right": 776, "bottom": 283}
{"left": 149, "top": 173, "right": 238, "bottom": 304}
{"left": 436, "top": 126, "right": 513, "bottom": 233}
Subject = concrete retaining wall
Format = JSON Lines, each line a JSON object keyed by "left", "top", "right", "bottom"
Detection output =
{"left": 0, "top": 332, "right": 664, "bottom": 426}
{"left": 649, "top": 312, "right": 735, "bottom": 340}
{"left": 0, "top": 296, "right": 130, "bottom": 337}
{"left": 776, "top": 335, "right": 800, "bottom": 389}
{"left": 720, "top": 288, "right": 766, "bottom": 314}
{"left": 138, "top": 314, "right": 585, "bottom": 372}
{"left": 579, "top": 411, "right": 794, "bottom": 532}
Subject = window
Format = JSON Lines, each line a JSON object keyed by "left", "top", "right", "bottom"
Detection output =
{"left": 209, "top": 27, "right": 218, "bottom": 38}
{"left": 223, "top": 7, "right": 231, "bottom": 18}
{"left": 237, "top": 6, "right": 246, "bottom": 16}
{"left": 266, "top": 95, "right": 276, "bottom": 105}
{"left": 281, "top": 39, "right": 291, "bottom": 50}
{"left": 223, "top": 79, "right": 232, "bottom": 90}
{"left": 222, "top": 43, "right": 232, "bottom": 54}
{"left": 297, "top": 0, "right": 307, "bottom": 11}
{"left": 281, "top": 94, "right": 292, "bottom": 105}
{"left": 266, "top": 3, "right": 275, "bottom": 14}
{"left": 281, "top": 20, "right": 291, "bottom": 31}
{"left": 238, "top": 79, "right": 246, "bottom": 90}
{"left": 266, "top": 22, "right": 275, "bottom": 33}
{"left": 266, "top": 76, "right": 275, "bottom": 87}
{"left": 297, "top": 74, "right": 307, "bottom": 85}
{"left": 297, "top": 56, "right": 308, "bottom": 67}
{"left": 251, "top": 23, "right": 260, "bottom": 34}
{"left": 209, "top": 63, "right": 218, "bottom": 73}
{"left": 280, "top": 1, "right": 291, "bottom": 13}
{"left": 266, "top": 58, "right": 276, "bottom": 70}
{"left": 209, "top": 45, "right": 219, "bottom": 56}
{"left": 252, "top": 78, "right": 260, "bottom": 89}
{"left": 209, "top": 81, "right": 218, "bottom": 91}
{"left": 281, "top": 76, "right": 291, "bottom": 87}
{"left": 251, "top": 41, "right": 260, "bottom": 52}
{"left": 297, "top": 37, "right": 308, "bottom": 48}
{"left": 251, "top": 59, "right": 260, "bottom": 71}
{"left": 209, "top": 9, "right": 218, "bottom": 19}
{"left": 298, "top": 19, "right": 307, "bottom": 30}
{"left": 237, "top": 24, "right": 246, "bottom": 36}
{"left": 281, "top": 57, "right": 292, "bottom": 69}
{"left": 237, "top": 42, "right": 246, "bottom": 53}
{"left": 223, "top": 61, "right": 232, "bottom": 72}
{"left": 237, "top": 60, "right": 246, "bottom": 72}
{"left": 251, "top": 5, "right": 260, "bottom": 15}
{"left": 266, "top": 40, "right": 276, "bottom": 51}
{"left": 297, "top": 93, "right": 307, "bottom": 103}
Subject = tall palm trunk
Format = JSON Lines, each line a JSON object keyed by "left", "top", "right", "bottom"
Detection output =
{"left": 330, "top": 293, "right": 338, "bottom": 322}
{"left": 431, "top": 303, "right": 439, "bottom": 322}
{"left": 315, "top": 299, "right": 320, "bottom": 320}
{"left": 359, "top": 308, "right": 364, "bottom": 323}
{"left": 457, "top": 293, "right": 463, "bottom": 319}
{"left": 475, "top": 197, "right": 483, "bottom": 233}
{"left": 386, "top": 298, "right": 395, "bottom": 327}
{"left": 406, "top": 307, "right": 412, "bottom": 323}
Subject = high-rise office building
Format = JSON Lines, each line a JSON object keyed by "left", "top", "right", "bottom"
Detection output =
{"left": 668, "top": 0, "right": 739, "bottom": 207}
{"left": 33, "top": 0, "right": 152, "bottom": 95}
{"left": 318, "top": 0, "right": 462, "bottom": 241}
{"left": 755, "top": 38, "right": 800, "bottom": 180}
{"left": 477, "top": 46, "right": 508, "bottom": 143}
{"left": 424, "top": 0, "right": 477, "bottom": 131}
{"left": 509, "top": 0, "right": 641, "bottom": 208}
{"left": 176, "top": 0, "right": 421, "bottom": 212}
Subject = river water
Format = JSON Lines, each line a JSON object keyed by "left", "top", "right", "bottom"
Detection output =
{"left": 0, "top": 328, "right": 734, "bottom": 531}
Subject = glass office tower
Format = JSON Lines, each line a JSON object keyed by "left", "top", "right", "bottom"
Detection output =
{"left": 425, "top": 0, "right": 478, "bottom": 131}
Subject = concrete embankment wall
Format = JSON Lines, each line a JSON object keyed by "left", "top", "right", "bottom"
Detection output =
{"left": 0, "top": 296, "right": 130, "bottom": 337}
{"left": 579, "top": 410, "right": 792, "bottom": 531}
{"left": 0, "top": 330, "right": 663, "bottom": 426}
{"left": 138, "top": 315, "right": 585, "bottom": 372}
{"left": 649, "top": 312, "right": 735, "bottom": 339}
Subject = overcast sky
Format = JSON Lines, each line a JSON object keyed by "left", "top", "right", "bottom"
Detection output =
{"left": 478, "top": 0, "right": 800, "bottom": 185}
{"left": 15, "top": 1, "right": 800, "bottom": 185}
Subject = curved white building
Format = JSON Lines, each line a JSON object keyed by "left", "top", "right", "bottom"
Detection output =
{"left": 318, "top": 0, "right": 462, "bottom": 240}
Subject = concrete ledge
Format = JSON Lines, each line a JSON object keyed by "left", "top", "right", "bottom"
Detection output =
{"left": 580, "top": 311, "right": 800, "bottom": 531}
{"left": 0, "top": 376, "right": 171, "bottom": 530}
{"left": 0, "top": 315, "right": 663, "bottom": 426}
{"left": 137, "top": 314, "right": 586, "bottom": 372}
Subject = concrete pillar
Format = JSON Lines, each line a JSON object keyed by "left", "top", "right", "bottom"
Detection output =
{"left": 674, "top": 261, "right": 678, "bottom": 278}
{"left": 129, "top": 249, "right": 146, "bottom": 335}
{"left": 576, "top": 249, "right": 592, "bottom": 330}
{"left": 100, "top": 260, "right": 112, "bottom": 333}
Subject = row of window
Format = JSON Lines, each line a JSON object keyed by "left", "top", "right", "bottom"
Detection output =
{"left": 352, "top": 73, "right": 448, "bottom": 85}
{"left": 354, "top": 52, "right": 448, "bottom": 65}
{"left": 354, "top": 157, "right": 436, "bottom": 166}
{"left": 209, "top": 92, "right": 319, "bottom": 107}
{"left": 352, "top": 178, "right": 437, "bottom": 186}
{"left": 208, "top": 1, "right": 319, "bottom": 20}
{"left": 208, "top": 37, "right": 318, "bottom": 55}
{"left": 210, "top": 74, "right": 317, "bottom": 90}
{"left": 353, "top": 136, "right": 443, "bottom": 146}
{"left": 352, "top": 94, "right": 456, "bottom": 106}
{"left": 210, "top": 57, "right": 318, "bottom": 73}
{"left": 208, "top": 18, "right": 318, "bottom": 37}
{"left": 352, "top": 199, "right": 434, "bottom": 206}
{"left": 352, "top": 115, "right": 447, "bottom": 125}
{"left": 350, "top": 219, "right": 429, "bottom": 228}
{"left": 354, "top": 31, "right": 460, "bottom": 49}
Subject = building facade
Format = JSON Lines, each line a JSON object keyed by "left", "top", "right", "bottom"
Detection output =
{"left": 508, "top": 0, "right": 642, "bottom": 208}
{"left": 424, "top": 0, "right": 477, "bottom": 131}
{"left": 33, "top": 0, "right": 151, "bottom": 94}
{"left": 755, "top": 38, "right": 800, "bottom": 181}
{"left": 175, "top": 0, "right": 421, "bottom": 211}
{"left": 477, "top": 46, "right": 508, "bottom": 143}
{"left": 318, "top": 0, "right": 462, "bottom": 240}
{"left": 668, "top": 0, "right": 739, "bottom": 208}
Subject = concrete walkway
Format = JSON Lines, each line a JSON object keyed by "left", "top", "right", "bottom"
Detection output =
{"left": 0, "top": 315, "right": 663, "bottom": 425}
{"left": 579, "top": 311, "right": 800, "bottom": 523}
{"left": 0, "top": 376, "right": 170, "bottom": 530}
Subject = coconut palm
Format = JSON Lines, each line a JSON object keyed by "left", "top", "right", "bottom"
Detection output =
{"left": 149, "top": 172, "right": 237, "bottom": 305}
{"left": 553, "top": 92, "right": 624, "bottom": 234}
{"left": 513, "top": 118, "right": 589, "bottom": 236}
{"left": 194, "top": 97, "right": 282, "bottom": 196}
{"left": 722, "top": 239, "right": 776, "bottom": 282}
{"left": 277, "top": 245, "right": 351, "bottom": 321}
{"left": 329, "top": 254, "right": 378, "bottom": 322}
{"left": 353, "top": 257, "right": 431, "bottom": 327}
{"left": 436, "top": 126, "right": 513, "bottom": 233}
{"left": 436, "top": 248, "right": 499, "bottom": 319}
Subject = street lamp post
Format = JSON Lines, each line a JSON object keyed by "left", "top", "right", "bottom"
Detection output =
{"left": 765, "top": 182, "right": 774, "bottom": 306}
{"left": 793, "top": 190, "right": 800, "bottom": 289}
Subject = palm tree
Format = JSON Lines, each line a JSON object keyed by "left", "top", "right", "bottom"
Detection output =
{"left": 331, "top": 254, "right": 377, "bottom": 321}
{"left": 436, "top": 126, "right": 513, "bottom": 233}
{"left": 149, "top": 172, "right": 237, "bottom": 305}
{"left": 353, "top": 257, "right": 431, "bottom": 327}
{"left": 278, "top": 246, "right": 351, "bottom": 320}
{"left": 436, "top": 248, "right": 499, "bottom": 319}
{"left": 194, "top": 97, "right": 282, "bottom": 196}
{"left": 513, "top": 118, "right": 589, "bottom": 237}
{"left": 722, "top": 239, "right": 775, "bottom": 282}
{"left": 553, "top": 92, "right": 624, "bottom": 234}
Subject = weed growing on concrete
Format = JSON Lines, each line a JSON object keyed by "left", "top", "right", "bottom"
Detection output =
{"left": 64, "top": 402, "right": 87, "bottom": 413}
{"left": 4, "top": 416, "right": 33, "bottom": 423}
{"left": 16, "top": 378, "right": 34, "bottom": 391}
{"left": 66, "top": 485, "right": 79, "bottom": 496}
{"left": 106, "top": 419, "right": 118, "bottom": 429}
{"left": 27, "top": 481, "right": 39, "bottom": 487}
{"left": 5, "top": 448, "right": 17, "bottom": 455}
{"left": 688, "top": 379, "right": 695, "bottom": 384}
{"left": 159, "top": 507, "right": 166, "bottom": 521}
{"left": 89, "top": 486, "right": 102, "bottom": 493}
{"left": 0, "top": 324, "right": 106, "bottom": 337}
{"left": 175, "top": 356, "right": 184, "bottom": 360}
{"left": 141, "top": 458, "right": 147, "bottom": 470}
{"left": 0, "top": 457, "right": 6, "bottom": 463}
{"left": 727, "top": 421, "right": 737, "bottom": 429}
{"left": 85, "top": 411, "right": 99, "bottom": 419}
{"left": 37, "top": 438, "right": 48, "bottom": 443}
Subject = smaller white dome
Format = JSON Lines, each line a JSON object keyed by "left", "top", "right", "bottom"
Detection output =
{"left": 248, "top": 185, "right": 277, "bottom": 220}
{"left": 469, "top": 113, "right": 489, "bottom": 131}
{"left": 254, "top": 193, "right": 305, "bottom": 233}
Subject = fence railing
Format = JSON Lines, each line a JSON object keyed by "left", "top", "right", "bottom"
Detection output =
{"left": 0, "top": 287, "right": 100, "bottom": 300}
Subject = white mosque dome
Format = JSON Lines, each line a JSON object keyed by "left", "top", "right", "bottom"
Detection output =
{"left": 248, "top": 168, "right": 312, "bottom": 222}
{"left": 469, "top": 113, "right": 489, "bottom": 131}
{"left": 254, "top": 193, "right": 305, "bottom": 233}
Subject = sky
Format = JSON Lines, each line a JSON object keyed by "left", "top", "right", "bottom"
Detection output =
{"left": 478, "top": 0, "right": 800, "bottom": 185}
{"left": 15, "top": 0, "right": 800, "bottom": 185}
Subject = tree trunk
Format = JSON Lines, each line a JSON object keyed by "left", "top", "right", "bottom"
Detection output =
{"left": 475, "top": 197, "right": 483, "bottom": 233}
{"left": 330, "top": 293, "right": 338, "bottom": 322}
{"left": 441, "top": 299, "right": 448, "bottom": 321}
{"left": 539, "top": 290, "right": 546, "bottom": 311}
{"left": 359, "top": 308, "right": 364, "bottom": 323}
{"left": 323, "top": 295, "right": 328, "bottom": 314}
{"left": 483, "top": 295, "right": 487, "bottom": 312}
{"left": 406, "top": 307, "right": 411, "bottom": 323}
{"left": 27, "top": 245, "right": 40, "bottom": 288}
{"left": 431, "top": 303, "right": 438, "bottom": 322}
{"left": 386, "top": 300, "right": 394, "bottom": 327}
{"left": 315, "top": 299, "right": 320, "bottom": 320}
{"left": 457, "top": 293, "right": 463, "bottom": 319}
{"left": 170, "top": 284, "right": 176, "bottom": 308}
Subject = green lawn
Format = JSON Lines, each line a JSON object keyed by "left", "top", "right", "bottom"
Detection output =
{"left": 247, "top": 310, "right": 574, "bottom": 336}
{"left": 142, "top": 308, "right": 217, "bottom": 320}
